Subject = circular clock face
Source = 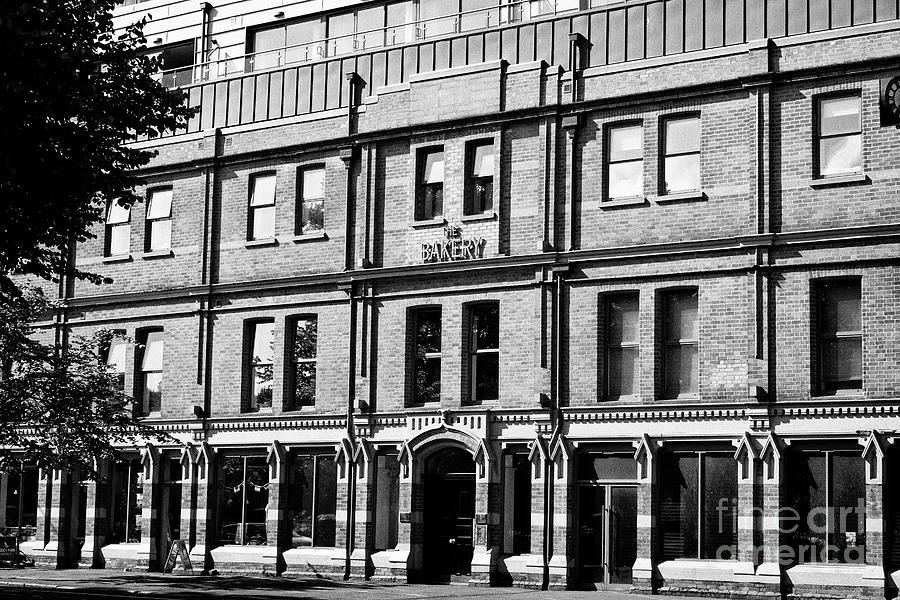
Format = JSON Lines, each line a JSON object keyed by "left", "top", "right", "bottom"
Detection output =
{"left": 886, "top": 76, "right": 900, "bottom": 119}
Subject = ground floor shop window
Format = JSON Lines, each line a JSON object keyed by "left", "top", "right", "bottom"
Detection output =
{"left": 220, "top": 456, "right": 268, "bottom": 545}
{"left": 784, "top": 450, "right": 865, "bottom": 564}
{"left": 659, "top": 451, "right": 737, "bottom": 560}
{"left": 109, "top": 458, "right": 143, "bottom": 544}
{"left": 374, "top": 454, "right": 400, "bottom": 551}
{"left": 1, "top": 465, "right": 38, "bottom": 541}
{"left": 287, "top": 454, "right": 336, "bottom": 548}
{"left": 502, "top": 453, "right": 531, "bottom": 554}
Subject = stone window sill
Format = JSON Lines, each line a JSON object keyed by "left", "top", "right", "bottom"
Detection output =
{"left": 140, "top": 249, "right": 174, "bottom": 260}
{"left": 292, "top": 230, "right": 328, "bottom": 243}
{"left": 460, "top": 211, "right": 497, "bottom": 223}
{"left": 102, "top": 254, "right": 132, "bottom": 264}
{"left": 411, "top": 216, "right": 446, "bottom": 229}
{"left": 656, "top": 190, "right": 707, "bottom": 203}
{"left": 601, "top": 195, "right": 646, "bottom": 208}
{"left": 810, "top": 389, "right": 864, "bottom": 400}
{"left": 245, "top": 238, "right": 278, "bottom": 248}
{"left": 808, "top": 173, "right": 869, "bottom": 188}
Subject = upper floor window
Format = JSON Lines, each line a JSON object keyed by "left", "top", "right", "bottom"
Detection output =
{"left": 249, "top": 173, "right": 276, "bottom": 240}
{"left": 662, "top": 116, "right": 700, "bottom": 194}
{"left": 816, "top": 95, "right": 862, "bottom": 178}
{"left": 662, "top": 289, "right": 698, "bottom": 398}
{"left": 246, "top": 321, "right": 275, "bottom": 412}
{"left": 416, "top": 147, "right": 444, "bottom": 221}
{"left": 297, "top": 167, "right": 325, "bottom": 234}
{"left": 412, "top": 308, "right": 441, "bottom": 404}
{"left": 469, "top": 303, "right": 499, "bottom": 403}
{"left": 815, "top": 279, "right": 862, "bottom": 394}
{"left": 606, "top": 124, "right": 643, "bottom": 200}
{"left": 137, "top": 329, "right": 163, "bottom": 415}
{"left": 146, "top": 188, "right": 173, "bottom": 252}
{"left": 105, "top": 201, "right": 131, "bottom": 257}
{"left": 465, "top": 140, "right": 494, "bottom": 215}
{"left": 605, "top": 293, "right": 639, "bottom": 399}
{"left": 104, "top": 334, "right": 127, "bottom": 392}
{"left": 290, "top": 317, "right": 318, "bottom": 408}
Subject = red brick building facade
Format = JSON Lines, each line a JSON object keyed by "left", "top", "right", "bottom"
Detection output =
{"left": 5, "top": 0, "right": 900, "bottom": 597}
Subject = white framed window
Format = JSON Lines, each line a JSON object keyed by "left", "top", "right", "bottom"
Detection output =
{"left": 298, "top": 167, "right": 325, "bottom": 234}
{"left": 146, "top": 188, "right": 173, "bottom": 251}
{"left": 816, "top": 95, "right": 862, "bottom": 178}
{"left": 105, "top": 201, "right": 131, "bottom": 256}
{"left": 249, "top": 173, "right": 276, "bottom": 240}
{"left": 662, "top": 116, "right": 701, "bottom": 193}
{"left": 606, "top": 124, "right": 643, "bottom": 200}
{"left": 139, "top": 330, "right": 163, "bottom": 415}
{"left": 246, "top": 321, "right": 274, "bottom": 412}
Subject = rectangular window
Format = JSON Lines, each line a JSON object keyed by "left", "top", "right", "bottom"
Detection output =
{"left": 662, "top": 116, "right": 701, "bottom": 194}
{"left": 110, "top": 458, "right": 143, "bottom": 544}
{"left": 659, "top": 451, "right": 737, "bottom": 560}
{"left": 785, "top": 450, "right": 865, "bottom": 564}
{"left": 816, "top": 279, "right": 862, "bottom": 393}
{"left": 662, "top": 289, "right": 698, "bottom": 398}
{"left": 290, "top": 317, "right": 318, "bottom": 408}
{"left": 105, "top": 200, "right": 131, "bottom": 256}
{"left": 816, "top": 95, "right": 862, "bottom": 178}
{"left": 104, "top": 334, "right": 127, "bottom": 392}
{"left": 3, "top": 464, "right": 39, "bottom": 541}
{"left": 605, "top": 293, "right": 639, "bottom": 399}
{"left": 246, "top": 321, "right": 274, "bottom": 412}
{"left": 465, "top": 140, "right": 494, "bottom": 215}
{"left": 138, "top": 329, "right": 163, "bottom": 415}
{"left": 415, "top": 147, "right": 444, "bottom": 221}
{"left": 146, "top": 188, "right": 173, "bottom": 252}
{"left": 374, "top": 454, "right": 400, "bottom": 550}
{"left": 297, "top": 167, "right": 325, "bottom": 234}
{"left": 503, "top": 453, "right": 532, "bottom": 554}
{"left": 220, "top": 456, "right": 269, "bottom": 545}
{"left": 412, "top": 308, "right": 441, "bottom": 404}
{"left": 606, "top": 124, "right": 643, "bottom": 200}
{"left": 249, "top": 173, "right": 276, "bottom": 241}
{"left": 469, "top": 303, "right": 500, "bottom": 403}
{"left": 356, "top": 5, "right": 386, "bottom": 50}
{"left": 287, "top": 454, "right": 337, "bottom": 548}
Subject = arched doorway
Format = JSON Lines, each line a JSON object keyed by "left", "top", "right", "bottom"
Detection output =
{"left": 423, "top": 446, "right": 475, "bottom": 583}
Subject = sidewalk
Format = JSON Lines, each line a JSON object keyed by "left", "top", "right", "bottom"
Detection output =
{"left": 0, "top": 568, "right": 670, "bottom": 600}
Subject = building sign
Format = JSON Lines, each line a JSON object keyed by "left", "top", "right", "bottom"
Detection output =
{"left": 421, "top": 224, "right": 486, "bottom": 263}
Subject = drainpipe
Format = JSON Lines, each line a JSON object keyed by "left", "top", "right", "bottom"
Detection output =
{"left": 198, "top": 3, "right": 212, "bottom": 63}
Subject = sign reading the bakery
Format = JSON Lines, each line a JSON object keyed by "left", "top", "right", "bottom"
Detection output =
{"left": 421, "top": 224, "right": 487, "bottom": 263}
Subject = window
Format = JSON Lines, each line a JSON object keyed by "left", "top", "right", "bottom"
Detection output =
{"left": 469, "top": 303, "right": 499, "bottom": 403}
{"left": 290, "top": 317, "right": 318, "bottom": 408}
{"left": 105, "top": 201, "right": 131, "bottom": 256}
{"left": 416, "top": 147, "right": 444, "bottom": 221}
{"left": 816, "top": 95, "right": 862, "bottom": 178}
{"left": 149, "top": 41, "right": 194, "bottom": 88}
{"left": 785, "top": 450, "right": 865, "bottom": 564}
{"left": 662, "top": 116, "right": 701, "bottom": 194}
{"left": 605, "top": 294, "right": 639, "bottom": 399}
{"left": 503, "top": 454, "right": 531, "bottom": 554}
{"left": 659, "top": 451, "right": 737, "bottom": 560}
{"left": 146, "top": 188, "right": 173, "bottom": 252}
{"left": 287, "top": 453, "right": 337, "bottom": 548}
{"left": 465, "top": 140, "right": 494, "bottom": 215}
{"left": 374, "top": 454, "right": 400, "bottom": 551}
{"left": 104, "top": 334, "right": 127, "bottom": 392}
{"left": 412, "top": 308, "right": 441, "bottom": 404}
{"left": 297, "top": 167, "right": 325, "bottom": 234}
{"left": 249, "top": 173, "right": 276, "bottom": 241}
{"left": 109, "top": 458, "right": 143, "bottom": 544}
{"left": 2, "top": 464, "right": 39, "bottom": 542}
{"left": 246, "top": 321, "right": 274, "bottom": 412}
{"left": 220, "top": 456, "right": 269, "bottom": 545}
{"left": 137, "top": 329, "right": 163, "bottom": 415}
{"left": 662, "top": 289, "right": 698, "bottom": 398}
{"left": 816, "top": 279, "right": 862, "bottom": 393}
{"left": 606, "top": 124, "right": 643, "bottom": 200}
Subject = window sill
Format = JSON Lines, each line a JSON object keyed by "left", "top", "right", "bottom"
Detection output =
{"left": 808, "top": 173, "right": 869, "bottom": 188}
{"left": 657, "top": 394, "right": 699, "bottom": 401}
{"left": 140, "top": 249, "right": 174, "bottom": 260}
{"left": 460, "top": 211, "right": 497, "bottom": 223}
{"left": 656, "top": 190, "right": 706, "bottom": 203}
{"left": 282, "top": 404, "right": 316, "bottom": 413}
{"left": 410, "top": 216, "right": 446, "bottom": 229}
{"left": 811, "top": 389, "right": 864, "bottom": 399}
{"left": 138, "top": 411, "right": 161, "bottom": 420}
{"left": 601, "top": 195, "right": 646, "bottom": 208}
{"left": 245, "top": 238, "right": 278, "bottom": 248}
{"left": 243, "top": 407, "right": 274, "bottom": 415}
{"left": 292, "top": 230, "right": 328, "bottom": 243}
{"left": 102, "top": 254, "right": 133, "bottom": 264}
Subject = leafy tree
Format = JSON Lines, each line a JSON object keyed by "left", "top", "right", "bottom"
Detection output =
{"left": 0, "top": 287, "right": 168, "bottom": 474}
{"left": 0, "top": 0, "right": 194, "bottom": 288}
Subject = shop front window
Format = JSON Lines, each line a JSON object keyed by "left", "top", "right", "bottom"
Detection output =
{"left": 220, "top": 456, "right": 269, "bottom": 545}
{"left": 287, "top": 454, "right": 337, "bottom": 548}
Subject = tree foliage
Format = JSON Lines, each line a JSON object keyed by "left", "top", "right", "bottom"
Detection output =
{"left": 0, "top": 288, "right": 169, "bottom": 474}
{"left": 0, "top": 0, "right": 194, "bottom": 287}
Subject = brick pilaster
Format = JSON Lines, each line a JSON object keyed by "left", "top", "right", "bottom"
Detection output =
{"left": 547, "top": 435, "right": 573, "bottom": 590}
{"left": 631, "top": 435, "right": 658, "bottom": 594}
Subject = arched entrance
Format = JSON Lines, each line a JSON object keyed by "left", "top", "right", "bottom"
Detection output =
{"left": 423, "top": 446, "right": 475, "bottom": 582}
